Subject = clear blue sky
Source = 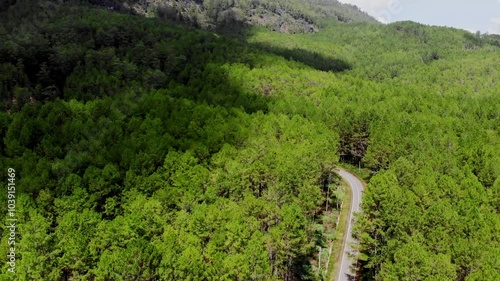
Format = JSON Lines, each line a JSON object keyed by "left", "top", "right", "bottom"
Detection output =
{"left": 339, "top": 0, "right": 500, "bottom": 34}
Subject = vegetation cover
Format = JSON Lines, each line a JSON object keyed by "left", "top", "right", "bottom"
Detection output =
{"left": 0, "top": 0, "right": 499, "bottom": 280}
{"left": 78, "top": 0, "right": 377, "bottom": 33}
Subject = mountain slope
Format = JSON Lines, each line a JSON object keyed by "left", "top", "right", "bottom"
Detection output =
{"left": 86, "top": 0, "right": 378, "bottom": 33}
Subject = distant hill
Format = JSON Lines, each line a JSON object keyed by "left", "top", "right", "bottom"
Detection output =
{"left": 86, "top": 0, "right": 379, "bottom": 33}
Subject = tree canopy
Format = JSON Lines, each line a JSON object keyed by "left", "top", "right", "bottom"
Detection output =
{"left": 0, "top": 1, "right": 499, "bottom": 280}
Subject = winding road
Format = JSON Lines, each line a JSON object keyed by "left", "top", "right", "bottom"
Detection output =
{"left": 335, "top": 169, "right": 365, "bottom": 281}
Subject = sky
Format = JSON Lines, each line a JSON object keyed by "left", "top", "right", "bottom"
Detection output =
{"left": 338, "top": 0, "right": 500, "bottom": 34}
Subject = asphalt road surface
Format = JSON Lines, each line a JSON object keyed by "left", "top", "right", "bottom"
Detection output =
{"left": 335, "top": 169, "right": 364, "bottom": 281}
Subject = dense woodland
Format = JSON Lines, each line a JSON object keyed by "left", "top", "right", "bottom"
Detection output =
{"left": 0, "top": 0, "right": 499, "bottom": 280}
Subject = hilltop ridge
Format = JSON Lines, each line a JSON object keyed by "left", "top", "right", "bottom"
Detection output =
{"left": 85, "top": 0, "right": 379, "bottom": 33}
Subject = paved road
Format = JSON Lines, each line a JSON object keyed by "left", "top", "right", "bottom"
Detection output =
{"left": 335, "top": 169, "right": 364, "bottom": 281}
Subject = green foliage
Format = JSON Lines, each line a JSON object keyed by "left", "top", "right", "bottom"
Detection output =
{"left": 0, "top": 1, "right": 499, "bottom": 281}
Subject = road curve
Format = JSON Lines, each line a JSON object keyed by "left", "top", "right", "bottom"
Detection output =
{"left": 335, "top": 169, "right": 364, "bottom": 281}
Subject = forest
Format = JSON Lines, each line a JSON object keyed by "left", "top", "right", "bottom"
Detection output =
{"left": 0, "top": 0, "right": 499, "bottom": 280}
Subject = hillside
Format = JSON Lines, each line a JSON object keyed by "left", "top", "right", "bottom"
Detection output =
{"left": 86, "top": 0, "right": 378, "bottom": 33}
{"left": 0, "top": 1, "right": 499, "bottom": 281}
